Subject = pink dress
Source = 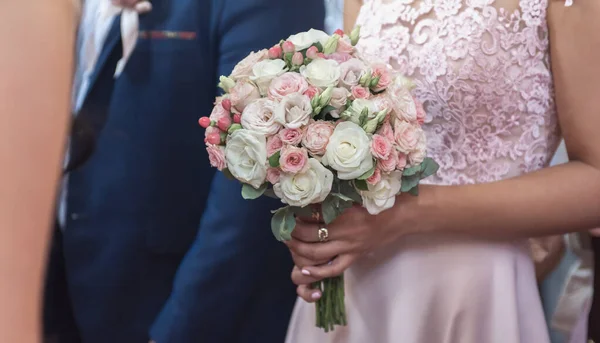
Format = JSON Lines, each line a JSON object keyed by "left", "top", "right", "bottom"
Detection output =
{"left": 286, "top": 0, "right": 561, "bottom": 342}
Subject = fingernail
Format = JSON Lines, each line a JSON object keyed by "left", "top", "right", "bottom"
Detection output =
{"left": 312, "top": 292, "right": 321, "bottom": 300}
{"left": 302, "top": 269, "right": 311, "bottom": 276}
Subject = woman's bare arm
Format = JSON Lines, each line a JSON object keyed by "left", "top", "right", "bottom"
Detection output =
{"left": 0, "top": 1, "right": 76, "bottom": 342}
{"left": 397, "top": 0, "right": 600, "bottom": 239}
{"left": 343, "top": 0, "right": 362, "bottom": 33}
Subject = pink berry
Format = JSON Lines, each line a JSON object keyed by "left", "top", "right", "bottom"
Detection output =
{"left": 282, "top": 41, "right": 295, "bottom": 53}
{"left": 217, "top": 116, "right": 232, "bottom": 131}
{"left": 221, "top": 98, "right": 232, "bottom": 112}
{"left": 268, "top": 45, "right": 283, "bottom": 59}
{"left": 292, "top": 52, "right": 304, "bottom": 66}
{"left": 233, "top": 113, "right": 242, "bottom": 124}
{"left": 306, "top": 46, "right": 319, "bottom": 60}
{"left": 206, "top": 133, "right": 221, "bottom": 145}
{"left": 198, "top": 117, "right": 211, "bottom": 128}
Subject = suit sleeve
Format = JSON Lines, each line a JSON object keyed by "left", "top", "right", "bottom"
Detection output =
{"left": 149, "top": 2, "right": 326, "bottom": 342}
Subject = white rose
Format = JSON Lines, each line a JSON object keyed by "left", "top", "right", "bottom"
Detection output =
{"left": 230, "top": 49, "right": 268, "bottom": 80}
{"left": 274, "top": 158, "right": 334, "bottom": 207}
{"left": 339, "top": 58, "right": 368, "bottom": 89}
{"left": 360, "top": 171, "right": 402, "bottom": 215}
{"left": 286, "top": 29, "right": 330, "bottom": 51}
{"left": 241, "top": 98, "right": 282, "bottom": 136}
{"left": 225, "top": 129, "right": 268, "bottom": 189}
{"left": 322, "top": 121, "right": 373, "bottom": 180}
{"left": 300, "top": 59, "right": 341, "bottom": 88}
{"left": 275, "top": 93, "right": 313, "bottom": 129}
{"left": 250, "top": 59, "right": 288, "bottom": 95}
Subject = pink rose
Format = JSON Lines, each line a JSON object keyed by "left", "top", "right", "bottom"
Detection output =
{"left": 379, "top": 152, "right": 398, "bottom": 173}
{"left": 389, "top": 85, "right": 418, "bottom": 122}
{"left": 303, "top": 85, "right": 321, "bottom": 99}
{"left": 266, "top": 135, "right": 283, "bottom": 156}
{"left": 230, "top": 81, "right": 260, "bottom": 112}
{"left": 394, "top": 121, "right": 421, "bottom": 153}
{"left": 366, "top": 168, "right": 382, "bottom": 185}
{"left": 336, "top": 37, "right": 355, "bottom": 54}
{"left": 351, "top": 85, "right": 370, "bottom": 99}
{"left": 376, "top": 121, "right": 394, "bottom": 141}
{"left": 371, "top": 63, "right": 393, "bottom": 92}
{"left": 302, "top": 120, "right": 335, "bottom": 156}
{"left": 326, "top": 52, "right": 352, "bottom": 64}
{"left": 207, "top": 145, "right": 226, "bottom": 171}
{"left": 230, "top": 50, "right": 268, "bottom": 80}
{"left": 279, "top": 128, "right": 304, "bottom": 146}
{"left": 408, "top": 133, "right": 427, "bottom": 165}
{"left": 266, "top": 167, "right": 281, "bottom": 184}
{"left": 279, "top": 146, "right": 309, "bottom": 174}
{"left": 371, "top": 134, "right": 393, "bottom": 160}
{"left": 397, "top": 152, "right": 408, "bottom": 170}
{"left": 414, "top": 96, "right": 426, "bottom": 125}
{"left": 268, "top": 72, "right": 309, "bottom": 101}
{"left": 329, "top": 87, "right": 351, "bottom": 109}
{"left": 371, "top": 94, "right": 394, "bottom": 113}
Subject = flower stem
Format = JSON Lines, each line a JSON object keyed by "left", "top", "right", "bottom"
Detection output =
{"left": 313, "top": 274, "right": 346, "bottom": 332}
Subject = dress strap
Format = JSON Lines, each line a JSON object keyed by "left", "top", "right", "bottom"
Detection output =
{"left": 564, "top": 0, "right": 573, "bottom": 7}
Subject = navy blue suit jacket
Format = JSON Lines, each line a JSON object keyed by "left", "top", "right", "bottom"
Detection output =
{"left": 48, "top": 1, "right": 325, "bottom": 342}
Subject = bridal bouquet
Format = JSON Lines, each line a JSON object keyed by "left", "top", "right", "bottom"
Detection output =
{"left": 199, "top": 27, "right": 438, "bottom": 332}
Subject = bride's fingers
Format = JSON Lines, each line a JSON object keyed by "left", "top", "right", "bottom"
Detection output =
{"left": 297, "top": 284, "right": 322, "bottom": 303}
{"left": 286, "top": 238, "right": 349, "bottom": 262}
{"left": 291, "top": 220, "right": 339, "bottom": 243}
{"left": 291, "top": 264, "right": 323, "bottom": 285}
{"left": 291, "top": 252, "right": 330, "bottom": 269}
{"left": 301, "top": 254, "right": 356, "bottom": 279}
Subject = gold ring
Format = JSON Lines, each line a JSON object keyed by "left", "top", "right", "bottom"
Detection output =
{"left": 318, "top": 227, "right": 329, "bottom": 242}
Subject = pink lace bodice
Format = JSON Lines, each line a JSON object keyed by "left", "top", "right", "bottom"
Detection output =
{"left": 356, "top": 0, "right": 561, "bottom": 185}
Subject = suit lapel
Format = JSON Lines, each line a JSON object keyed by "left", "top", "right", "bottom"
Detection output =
{"left": 79, "top": 15, "right": 122, "bottom": 107}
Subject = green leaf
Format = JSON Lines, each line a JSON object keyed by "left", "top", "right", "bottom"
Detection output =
{"left": 357, "top": 165, "right": 375, "bottom": 180}
{"left": 321, "top": 196, "right": 339, "bottom": 225}
{"left": 339, "top": 181, "right": 363, "bottom": 204}
{"left": 271, "top": 207, "right": 296, "bottom": 241}
{"left": 331, "top": 193, "right": 354, "bottom": 202}
{"left": 400, "top": 174, "right": 420, "bottom": 193}
{"left": 354, "top": 179, "right": 369, "bottom": 191}
{"left": 318, "top": 105, "right": 337, "bottom": 117}
{"left": 310, "top": 42, "right": 324, "bottom": 52}
{"left": 222, "top": 169, "right": 235, "bottom": 180}
{"left": 241, "top": 183, "right": 267, "bottom": 200}
{"left": 420, "top": 157, "right": 439, "bottom": 179}
{"left": 321, "top": 195, "right": 353, "bottom": 225}
{"left": 407, "top": 185, "right": 419, "bottom": 196}
{"left": 263, "top": 188, "right": 278, "bottom": 199}
{"left": 402, "top": 165, "right": 421, "bottom": 177}
{"left": 268, "top": 151, "right": 281, "bottom": 168}
{"left": 290, "top": 206, "right": 315, "bottom": 219}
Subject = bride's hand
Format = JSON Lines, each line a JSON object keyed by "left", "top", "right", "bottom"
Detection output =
{"left": 287, "top": 203, "right": 405, "bottom": 284}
